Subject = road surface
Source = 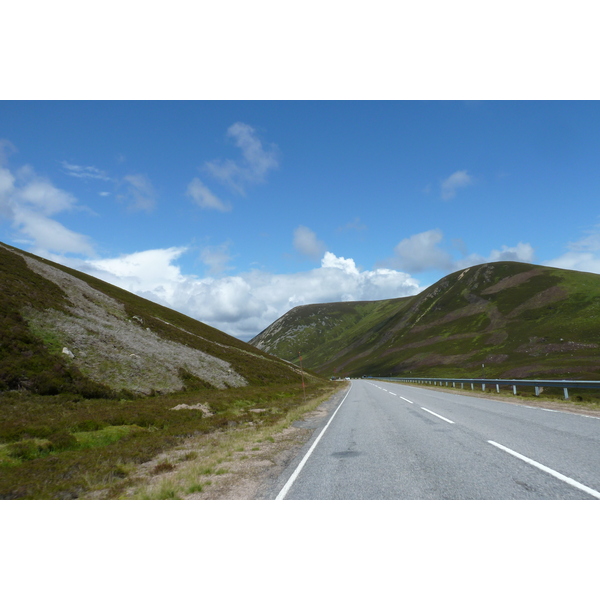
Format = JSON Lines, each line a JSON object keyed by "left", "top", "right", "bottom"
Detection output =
{"left": 271, "top": 379, "right": 600, "bottom": 499}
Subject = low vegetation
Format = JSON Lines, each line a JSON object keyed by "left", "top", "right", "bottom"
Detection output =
{"left": 0, "top": 242, "right": 335, "bottom": 499}
{"left": 0, "top": 380, "right": 339, "bottom": 499}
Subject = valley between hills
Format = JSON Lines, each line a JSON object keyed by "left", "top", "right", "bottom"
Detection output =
{"left": 2, "top": 241, "right": 600, "bottom": 499}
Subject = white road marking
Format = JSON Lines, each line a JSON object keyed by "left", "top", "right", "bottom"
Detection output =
{"left": 487, "top": 440, "right": 600, "bottom": 500}
{"left": 389, "top": 392, "right": 397, "bottom": 396}
{"left": 400, "top": 396, "right": 413, "bottom": 404}
{"left": 276, "top": 383, "right": 352, "bottom": 500}
{"left": 421, "top": 407, "right": 454, "bottom": 423}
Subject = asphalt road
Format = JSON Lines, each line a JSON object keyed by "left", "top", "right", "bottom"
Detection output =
{"left": 271, "top": 379, "right": 600, "bottom": 500}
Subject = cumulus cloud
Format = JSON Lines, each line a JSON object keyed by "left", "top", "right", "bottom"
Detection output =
{"left": 441, "top": 170, "right": 473, "bottom": 200}
{"left": 203, "top": 122, "right": 279, "bottom": 195}
{"left": 120, "top": 174, "right": 157, "bottom": 212}
{"left": 186, "top": 177, "right": 230, "bottom": 212}
{"left": 80, "top": 248, "right": 423, "bottom": 340}
{"left": 89, "top": 248, "right": 187, "bottom": 303}
{"left": 0, "top": 160, "right": 94, "bottom": 256}
{"left": 384, "top": 229, "right": 534, "bottom": 275}
{"left": 388, "top": 229, "right": 454, "bottom": 273}
{"left": 293, "top": 225, "right": 327, "bottom": 260}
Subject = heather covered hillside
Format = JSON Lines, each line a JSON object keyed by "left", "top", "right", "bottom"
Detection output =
{"left": 0, "top": 242, "right": 335, "bottom": 499}
{"left": 251, "top": 262, "right": 600, "bottom": 380}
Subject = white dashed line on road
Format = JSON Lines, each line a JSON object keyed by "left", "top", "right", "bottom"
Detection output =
{"left": 487, "top": 440, "right": 600, "bottom": 500}
{"left": 421, "top": 407, "right": 454, "bottom": 423}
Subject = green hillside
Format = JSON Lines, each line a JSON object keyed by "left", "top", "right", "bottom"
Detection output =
{"left": 0, "top": 242, "right": 334, "bottom": 499}
{"left": 250, "top": 261, "right": 600, "bottom": 380}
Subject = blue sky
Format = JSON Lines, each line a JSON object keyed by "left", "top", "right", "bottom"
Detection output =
{"left": 2, "top": 100, "right": 600, "bottom": 340}
{"left": 2, "top": 3, "right": 599, "bottom": 340}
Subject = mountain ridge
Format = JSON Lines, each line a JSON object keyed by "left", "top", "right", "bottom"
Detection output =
{"left": 250, "top": 261, "right": 600, "bottom": 380}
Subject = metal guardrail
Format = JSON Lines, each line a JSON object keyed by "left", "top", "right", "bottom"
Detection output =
{"left": 372, "top": 377, "right": 600, "bottom": 400}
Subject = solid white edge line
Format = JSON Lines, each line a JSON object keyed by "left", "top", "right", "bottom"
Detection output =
{"left": 421, "top": 406, "right": 454, "bottom": 423}
{"left": 275, "top": 382, "right": 353, "bottom": 500}
{"left": 487, "top": 440, "right": 600, "bottom": 500}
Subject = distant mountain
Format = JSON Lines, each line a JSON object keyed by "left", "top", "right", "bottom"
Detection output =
{"left": 0, "top": 242, "right": 305, "bottom": 397}
{"left": 250, "top": 262, "right": 600, "bottom": 380}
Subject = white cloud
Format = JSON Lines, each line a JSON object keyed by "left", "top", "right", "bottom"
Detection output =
{"left": 120, "top": 174, "right": 157, "bottom": 212}
{"left": 545, "top": 227, "right": 600, "bottom": 274}
{"left": 384, "top": 229, "right": 534, "bottom": 275}
{"left": 199, "top": 242, "right": 234, "bottom": 274}
{"left": 203, "top": 122, "right": 279, "bottom": 195}
{"left": 321, "top": 251, "right": 359, "bottom": 275}
{"left": 16, "top": 175, "right": 78, "bottom": 215}
{"left": 89, "top": 248, "right": 187, "bottom": 304}
{"left": 488, "top": 242, "right": 535, "bottom": 263}
{"left": 61, "top": 161, "right": 111, "bottom": 181}
{"left": 293, "top": 225, "right": 327, "bottom": 260}
{"left": 79, "top": 247, "right": 423, "bottom": 340}
{"left": 0, "top": 160, "right": 95, "bottom": 256}
{"left": 12, "top": 208, "right": 94, "bottom": 256}
{"left": 186, "top": 177, "right": 230, "bottom": 212}
{"left": 545, "top": 252, "right": 600, "bottom": 273}
{"left": 566, "top": 228, "right": 600, "bottom": 253}
{"left": 441, "top": 170, "right": 473, "bottom": 200}
{"left": 388, "top": 229, "right": 454, "bottom": 273}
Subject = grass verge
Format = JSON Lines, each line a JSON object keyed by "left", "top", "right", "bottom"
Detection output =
{"left": 121, "top": 383, "right": 344, "bottom": 500}
{"left": 0, "top": 380, "right": 341, "bottom": 499}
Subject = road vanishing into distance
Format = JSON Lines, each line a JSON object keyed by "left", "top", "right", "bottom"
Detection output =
{"left": 272, "top": 379, "right": 600, "bottom": 500}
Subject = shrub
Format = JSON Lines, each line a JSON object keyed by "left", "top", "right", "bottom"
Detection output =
{"left": 152, "top": 462, "right": 175, "bottom": 475}
{"left": 7, "top": 439, "right": 52, "bottom": 461}
{"left": 48, "top": 431, "right": 78, "bottom": 451}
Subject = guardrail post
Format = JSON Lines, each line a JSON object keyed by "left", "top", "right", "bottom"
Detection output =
{"left": 461, "top": 382, "right": 464, "bottom": 389}
{"left": 513, "top": 385, "right": 517, "bottom": 395}
{"left": 496, "top": 384, "right": 500, "bottom": 393}
{"left": 564, "top": 387, "right": 569, "bottom": 400}
{"left": 471, "top": 383, "right": 474, "bottom": 390}
{"left": 482, "top": 383, "right": 486, "bottom": 391}
{"left": 452, "top": 382, "right": 455, "bottom": 388}
{"left": 535, "top": 386, "right": 540, "bottom": 396}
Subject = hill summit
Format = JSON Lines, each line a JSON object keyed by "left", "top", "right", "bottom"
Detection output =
{"left": 250, "top": 261, "right": 600, "bottom": 380}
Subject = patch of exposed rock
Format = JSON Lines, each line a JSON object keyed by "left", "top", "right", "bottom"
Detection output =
{"left": 20, "top": 253, "right": 247, "bottom": 394}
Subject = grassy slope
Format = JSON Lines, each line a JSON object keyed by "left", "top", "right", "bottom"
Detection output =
{"left": 250, "top": 298, "right": 409, "bottom": 363}
{"left": 251, "top": 262, "right": 600, "bottom": 380}
{"left": 0, "top": 242, "right": 301, "bottom": 391}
